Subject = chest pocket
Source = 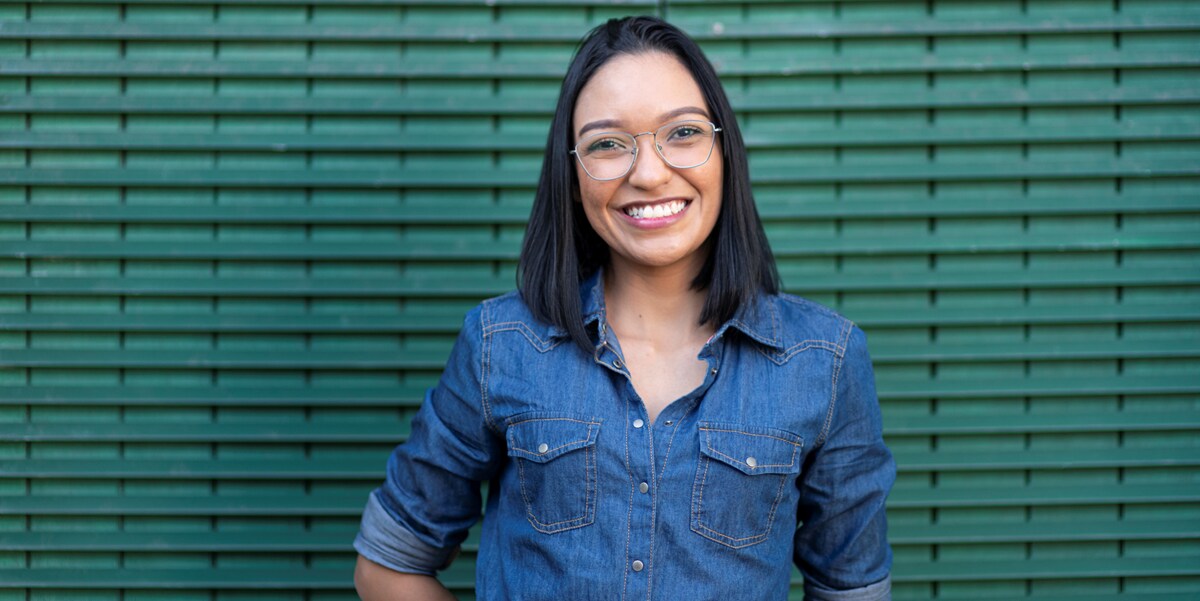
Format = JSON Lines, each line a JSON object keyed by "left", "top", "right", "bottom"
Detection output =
{"left": 691, "top": 422, "right": 804, "bottom": 549}
{"left": 506, "top": 414, "right": 602, "bottom": 534}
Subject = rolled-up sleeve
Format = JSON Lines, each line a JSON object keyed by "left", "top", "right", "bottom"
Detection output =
{"left": 354, "top": 304, "right": 503, "bottom": 575}
{"left": 794, "top": 323, "right": 896, "bottom": 600}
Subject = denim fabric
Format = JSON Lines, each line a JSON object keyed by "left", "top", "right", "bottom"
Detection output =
{"left": 355, "top": 269, "right": 895, "bottom": 600}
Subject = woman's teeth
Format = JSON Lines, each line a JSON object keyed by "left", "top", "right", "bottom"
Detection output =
{"left": 623, "top": 200, "right": 687, "bottom": 219}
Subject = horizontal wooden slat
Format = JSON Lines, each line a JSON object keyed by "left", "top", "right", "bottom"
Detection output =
{"left": 1, "top": 374, "right": 1195, "bottom": 408}
{"left": 0, "top": 556, "right": 1195, "bottom": 588}
{"left": 1, "top": 447, "right": 1195, "bottom": 479}
{"left": 7, "top": 231, "right": 1195, "bottom": 261}
{"left": 894, "top": 556, "right": 1200, "bottom": 582}
{"left": 0, "top": 531, "right": 356, "bottom": 552}
{"left": 3, "top": 483, "right": 1194, "bottom": 518}
{"left": 4, "top": 303, "right": 1193, "bottom": 333}
{"left": 0, "top": 494, "right": 370, "bottom": 516}
{"left": 890, "top": 482, "right": 1200, "bottom": 508}
{"left": 0, "top": 518, "right": 1190, "bottom": 552}
{"left": 4, "top": 17, "right": 1198, "bottom": 42}
{"left": 0, "top": 386, "right": 432, "bottom": 406}
{"left": 890, "top": 519, "right": 1198, "bottom": 545}
{"left": 3, "top": 267, "right": 1193, "bottom": 298}
{"left": 5, "top": 193, "right": 1197, "bottom": 224}
{"left": 0, "top": 567, "right": 355, "bottom": 589}
{"left": 881, "top": 374, "right": 1200, "bottom": 400}
{"left": 0, "top": 411, "right": 1193, "bottom": 442}
{"left": 887, "top": 411, "right": 1200, "bottom": 436}
{"left": 0, "top": 0, "right": 653, "bottom": 5}
{"left": 6, "top": 161, "right": 1196, "bottom": 187}
{"left": 9, "top": 123, "right": 1198, "bottom": 151}
{"left": 3, "top": 53, "right": 1197, "bottom": 80}
{"left": 4, "top": 88, "right": 1196, "bottom": 115}
{"left": 4, "top": 338, "right": 1197, "bottom": 368}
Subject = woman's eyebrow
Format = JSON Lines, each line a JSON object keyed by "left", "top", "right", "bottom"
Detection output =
{"left": 577, "top": 106, "right": 711, "bottom": 138}
{"left": 658, "top": 105, "right": 710, "bottom": 123}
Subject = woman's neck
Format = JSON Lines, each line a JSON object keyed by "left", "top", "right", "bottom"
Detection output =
{"left": 602, "top": 258, "right": 715, "bottom": 350}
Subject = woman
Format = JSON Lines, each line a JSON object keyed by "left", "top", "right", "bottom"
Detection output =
{"left": 354, "top": 16, "right": 895, "bottom": 601}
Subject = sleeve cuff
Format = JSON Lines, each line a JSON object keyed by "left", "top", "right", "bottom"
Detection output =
{"left": 353, "top": 491, "right": 460, "bottom": 576}
{"left": 804, "top": 574, "right": 891, "bottom": 601}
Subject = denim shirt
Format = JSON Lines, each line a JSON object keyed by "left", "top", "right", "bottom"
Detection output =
{"left": 355, "top": 269, "right": 895, "bottom": 600}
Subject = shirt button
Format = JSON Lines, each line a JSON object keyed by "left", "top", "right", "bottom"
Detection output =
{"left": 664, "top": 420, "right": 673, "bottom": 426}
{"left": 632, "top": 419, "right": 644, "bottom": 429}
{"left": 614, "top": 359, "right": 623, "bottom": 369}
{"left": 711, "top": 367, "right": 718, "bottom": 374}
{"left": 746, "top": 456, "right": 757, "bottom": 468}
{"left": 639, "top": 481, "right": 649, "bottom": 494}
{"left": 632, "top": 560, "right": 644, "bottom": 572}
{"left": 537, "top": 443, "right": 549, "bottom": 454}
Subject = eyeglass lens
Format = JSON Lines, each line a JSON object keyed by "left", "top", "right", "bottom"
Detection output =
{"left": 575, "top": 120, "right": 717, "bottom": 180}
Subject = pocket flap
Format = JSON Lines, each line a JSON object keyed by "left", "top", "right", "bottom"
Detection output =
{"left": 506, "top": 414, "right": 601, "bottom": 464}
{"left": 698, "top": 422, "right": 803, "bottom": 476}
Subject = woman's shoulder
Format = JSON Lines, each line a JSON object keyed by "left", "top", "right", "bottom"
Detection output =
{"left": 755, "top": 291, "right": 860, "bottom": 359}
{"left": 462, "top": 289, "right": 568, "bottom": 351}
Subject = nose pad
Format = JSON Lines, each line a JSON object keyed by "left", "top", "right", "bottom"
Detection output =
{"left": 628, "top": 136, "right": 671, "bottom": 184}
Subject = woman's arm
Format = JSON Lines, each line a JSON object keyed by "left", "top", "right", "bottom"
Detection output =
{"left": 793, "top": 323, "right": 895, "bottom": 600}
{"left": 354, "top": 555, "right": 457, "bottom": 601}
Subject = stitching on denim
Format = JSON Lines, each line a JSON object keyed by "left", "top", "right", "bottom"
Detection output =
{"left": 506, "top": 418, "right": 599, "bottom": 456}
{"left": 645, "top": 416, "right": 657, "bottom": 601}
{"left": 753, "top": 338, "right": 842, "bottom": 365}
{"left": 691, "top": 428, "right": 798, "bottom": 548}
{"left": 816, "top": 319, "right": 854, "bottom": 448}
{"left": 509, "top": 419, "right": 599, "bottom": 533}
{"left": 485, "top": 320, "right": 566, "bottom": 353}
{"left": 770, "top": 298, "right": 780, "bottom": 346}
{"left": 700, "top": 427, "right": 803, "bottom": 446}
{"left": 522, "top": 448, "right": 595, "bottom": 531}
{"left": 656, "top": 418, "right": 683, "bottom": 490}
{"left": 480, "top": 301, "right": 498, "bottom": 434}
{"left": 621, "top": 412, "right": 633, "bottom": 599}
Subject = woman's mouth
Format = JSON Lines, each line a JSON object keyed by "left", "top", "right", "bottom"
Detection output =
{"left": 623, "top": 199, "right": 688, "bottom": 219}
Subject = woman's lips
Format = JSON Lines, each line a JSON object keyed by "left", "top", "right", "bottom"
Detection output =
{"left": 617, "top": 199, "right": 690, "bottom": 230}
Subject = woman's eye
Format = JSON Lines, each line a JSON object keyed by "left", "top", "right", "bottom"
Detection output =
{"left": 668, "top": 126, "right": 702, "bottom": 142}
{"left": 587, "top": 138, "right": 627, "bottom": 153}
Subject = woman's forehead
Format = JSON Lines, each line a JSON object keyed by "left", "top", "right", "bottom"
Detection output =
{"left": 573, "top": 52, "right": 709, "bottom": 132}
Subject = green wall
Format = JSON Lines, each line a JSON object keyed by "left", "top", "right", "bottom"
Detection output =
{"left": 1, "top": 0, "right": 1198, "bottom": 598}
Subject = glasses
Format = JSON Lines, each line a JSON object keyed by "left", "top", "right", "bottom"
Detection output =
{"left": 570, "top": 120, "right": 722, "bottom": 181}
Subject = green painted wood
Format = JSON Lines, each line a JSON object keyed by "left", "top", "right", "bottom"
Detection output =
{"left": 6, "top": 161, "right": 1197, "bottom": 187}
{"left": 8, "top": 122, "right": 1198, "bottom": 150}
{"left": 0, "top": 518, "right": 1191, "bottom": 551}
{"left": 4, "top": 53, "right": 1198, "bottom": 79}
{"left": 4, "top": 88, "right": 1197, "bottom": 115}
{"left": 5, "top": 191, "right": 1197, "bottom": 223}
{"left": 1, "top": 374, "right": 1196, "bottom": 407}
{"left": 4, "top": 266, "right": 1193, "bottom": 297}
{"left": 6, "top": 230, "right": 1196, "bottom": 261}
{"left": 4, "top": 16, "right": 1199, "bottom": 41}
{"left": 3, "top": 482, "right": 1196, "bottom": 518}
{"left": 4, "top": 302, "right": 1195, "bottom": 332}
{"left": 0, "top": 411, "right": 1195, "bottom": 443}
{"left": 2, "top": 447, "right": 1196, "bottom": 479}
{"left": 3, "top": 338, "right": 1199, "bottom": 368}
{"left": 3, "top": 0, "right": 1197, "bottom": 596}
{"left": 0, "top": 556, "right": 1196, "bottom": 588}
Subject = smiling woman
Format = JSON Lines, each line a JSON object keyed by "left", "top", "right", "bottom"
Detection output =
{"left": 354, "top": 16, "right": 895, "bottom": 601}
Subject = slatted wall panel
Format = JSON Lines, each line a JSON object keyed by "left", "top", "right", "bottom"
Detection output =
{"left": 0, "top": 0, "right": 1197, "bottom": 598}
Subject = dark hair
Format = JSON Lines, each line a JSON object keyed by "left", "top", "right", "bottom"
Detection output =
{"left": 518, "top": 15, "right": 780, "bottom": 352}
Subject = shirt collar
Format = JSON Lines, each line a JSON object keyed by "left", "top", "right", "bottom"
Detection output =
{"left": 570, "top": 266, "right": 783, "bottom": 351}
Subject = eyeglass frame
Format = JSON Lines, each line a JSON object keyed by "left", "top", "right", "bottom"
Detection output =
{"left": 568, "top": 120, "right": 723, "bottom": 182}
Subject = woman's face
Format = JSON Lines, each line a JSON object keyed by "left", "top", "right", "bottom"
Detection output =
{"left": 572, "top": 51, "right": 723, "bottom": 276}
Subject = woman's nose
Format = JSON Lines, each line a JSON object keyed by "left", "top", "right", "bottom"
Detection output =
{"left": 626, "top": 134, "right": 672, "bottom": 188}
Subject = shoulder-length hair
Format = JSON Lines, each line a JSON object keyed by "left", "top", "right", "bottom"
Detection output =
{"left": 518, "top": 15, "right": 780, "bottom": 352}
